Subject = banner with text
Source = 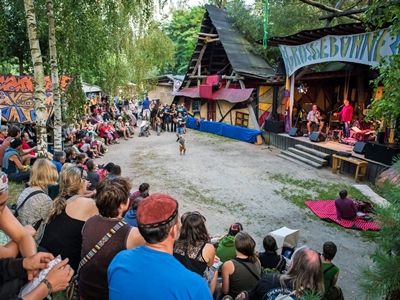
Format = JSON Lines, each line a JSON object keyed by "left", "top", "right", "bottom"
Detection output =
{"left": 279, "top": 28, "right": 400, "bottom": 76}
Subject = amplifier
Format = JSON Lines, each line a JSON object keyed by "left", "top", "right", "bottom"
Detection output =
{"left": 264, "top": 120, "right": 285, "bottom": 133}
{"left": 364, "top": 142, "right": 400, "bottom": 165}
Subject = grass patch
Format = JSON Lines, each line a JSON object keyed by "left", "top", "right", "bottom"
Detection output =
{"left": 7, "top": 181, "right": 25, "bottom": 205}
{"left": 360, "top": 229, "right": 379, "bottom": 241}
{"left": 271, "top": 173, "right": 369, "bottom": 206}
{"left": 192, "top": 130, "right": 235, "bottom": 143}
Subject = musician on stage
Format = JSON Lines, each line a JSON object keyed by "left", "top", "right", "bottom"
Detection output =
{"left": 304, "top": 104, "right": 324, "bottom": 137}
{"left": 334, "top": 99, "right": 353, "bottom": 138}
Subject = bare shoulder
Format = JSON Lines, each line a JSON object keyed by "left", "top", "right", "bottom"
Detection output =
{"left": 126, "top": 226, "right": 145, "bottom": 249}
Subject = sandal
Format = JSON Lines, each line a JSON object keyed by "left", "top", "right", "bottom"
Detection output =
{"left": 235, "top": 291, "right": 249, "bottom": 300}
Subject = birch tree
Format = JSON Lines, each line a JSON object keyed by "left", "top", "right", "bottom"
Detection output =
{"left": 24, "top": 0, "right": 47, "bottom": 157}
{"left": 46, "top": 0, "right": 62, "bottom": 151}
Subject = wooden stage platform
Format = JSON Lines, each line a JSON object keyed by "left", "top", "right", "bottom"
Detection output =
{"left": 262, "top": 132, "right": 388, "bottom": 183}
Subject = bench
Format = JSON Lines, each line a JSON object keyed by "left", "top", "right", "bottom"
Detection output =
{"left": 332, "top": 154, "right": 368, "bottom": 182}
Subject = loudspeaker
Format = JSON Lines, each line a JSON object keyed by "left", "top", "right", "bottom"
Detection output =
{"left": 353, "top": 142, "right": 366, "bottom": 154}
{"left": 365, "top": 142, "right": 400, "bottom": 165}
{"left": 264, "top": 120, "right": 285, "bottom": 133}
{"left": 309, "top": 132, "right": 326, "bottom": 142}
{"left": 289, "top": 127, "right": 303, "bottom": 137}
{"left": 377, "top": 132, "right": 385, "bottom": 144}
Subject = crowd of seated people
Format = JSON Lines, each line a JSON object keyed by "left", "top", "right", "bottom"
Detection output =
{"left": 0, "top": 158, "right": 346, "bottom": 299}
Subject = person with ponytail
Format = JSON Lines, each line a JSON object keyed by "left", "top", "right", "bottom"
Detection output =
{"left": 220, "top": 232, "right": 262, "bottom": 299}
{"left": 39, "top": 166, "right": 98, "bottom": 271}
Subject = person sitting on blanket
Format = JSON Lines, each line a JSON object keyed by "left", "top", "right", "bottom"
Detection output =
{"left": 334, "top": 190, "right": 357, "bottom": 221}
{"left": 321, "top": 242, "right": 344, "bottom": 300}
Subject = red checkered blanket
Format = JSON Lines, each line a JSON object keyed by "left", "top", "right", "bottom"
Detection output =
{"left": 305, "top": 200, "right": 380, "bottom": 231}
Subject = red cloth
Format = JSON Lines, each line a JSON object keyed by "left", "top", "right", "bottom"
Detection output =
{"left": 336, "top": 105, "right": 353, "bottom": 122}
{"left": 305, "top": 200, "right": 380, "bottom": 231}
{"left": 22, "top": 142, "right": 35, "bottom": 156}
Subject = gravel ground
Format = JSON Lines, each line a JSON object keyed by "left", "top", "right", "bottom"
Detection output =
{"left": 96, "top": 124, "right": 376, "bottom": 300}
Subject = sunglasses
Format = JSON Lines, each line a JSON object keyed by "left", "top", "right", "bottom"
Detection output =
{"left": 181, "top": 211, "right": 206, "bottom": 224}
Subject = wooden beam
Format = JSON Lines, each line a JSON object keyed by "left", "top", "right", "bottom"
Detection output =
{"left": 188, "top": 75, "right": 244, "bottom": 80}
{"left": 198, "top": 32, "right": 219, "bottom": 37}
{"left": 247, "top": 102, "right": 260, "bottom": 130}
{"left": 319, "top": 7, "right": 369, "bottom": 20}
{"left": 299, "top": 0, "right": 361, "bottom": 21}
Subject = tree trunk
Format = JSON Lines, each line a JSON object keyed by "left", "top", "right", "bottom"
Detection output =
{"left": 46, "top": 0, "right": 62, "bottom": 152}
{"left": 18, "top": 55, "right": 24, "bottom": 76}
{"left": 24, "top": 0, "right": 47, "bottom": 157}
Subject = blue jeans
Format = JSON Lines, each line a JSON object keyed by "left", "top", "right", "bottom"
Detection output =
{"left": 343, "top": 122, "right": 350, "bottom": 138}
{"left": 176, "top": 127, "right": 184, "bottom": 135}
{"left": 6, "top": 170, "right": 31, "bottom": 182}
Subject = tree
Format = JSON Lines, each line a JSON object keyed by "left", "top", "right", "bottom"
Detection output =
{"left": 24, "top": 0, "right": 47, "bottom": 157}
{"left": 163, "top": 6, "right": 205, "bottom": 75}
{"left": 359, "top": 2, "right": 400, "bottom": 299}
{"left": 46, "top": 0, "right": 62, "bottom": 152}
{"left": 360, "top": 161, "right": 400, "bottom": 299}
{"left": 225, "top": 0, "right": 372, "bottom": 64}
{"left": 362, "top": 1, "right": 400, "bottom": 124}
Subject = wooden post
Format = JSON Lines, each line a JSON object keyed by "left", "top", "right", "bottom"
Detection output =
{"left": 356, "top": 65, "right": 365, "bottom": 115}
{"left": 290, "top": 74, "right": 295, "bottom": 128}
{"left": 239, "top": 79, "right": 260, "bottom": 130}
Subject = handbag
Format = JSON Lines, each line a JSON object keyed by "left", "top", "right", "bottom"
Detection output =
{"left": 66, "top": 221, "right": 126, "bottom": 300}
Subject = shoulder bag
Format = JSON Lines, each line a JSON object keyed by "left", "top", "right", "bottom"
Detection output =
{"left": 66, "top": 220, "right": 126, "bottom": 300}
{"left": 12, "top": 190, "right": 45, "bottom": 218}
{"left": 233, "top": 258, "right": 261, "bottom": 281}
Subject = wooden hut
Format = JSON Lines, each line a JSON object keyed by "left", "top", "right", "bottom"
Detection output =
{"left": 173, "top": 4, "right": 284, "bottom": 130}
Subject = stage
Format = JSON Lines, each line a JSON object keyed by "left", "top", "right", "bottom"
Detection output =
{"left": 263, "top": 132, "right": 388, "bottom": 183}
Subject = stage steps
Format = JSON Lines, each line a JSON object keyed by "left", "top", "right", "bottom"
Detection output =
{"left": 278, "top": 144, "right": 329, "bottom": 169}
{"left": 294, "top": 144, "right": 330, "bottom": 160}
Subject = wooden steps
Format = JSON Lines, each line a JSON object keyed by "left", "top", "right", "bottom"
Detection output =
{"left": 279, "top": 144, "right": 329, "bottom": 169}
{"left": 294, "top": 144, "right": 330, "bottom": 159}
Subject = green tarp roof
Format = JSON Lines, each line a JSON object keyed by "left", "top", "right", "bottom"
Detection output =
{"left": 205, "top": 5, "right": 275, "bottom": 79}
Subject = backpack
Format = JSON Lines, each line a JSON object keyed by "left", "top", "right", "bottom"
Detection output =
{"left": 261, "top": 255, "right": 286, "bottom": 276}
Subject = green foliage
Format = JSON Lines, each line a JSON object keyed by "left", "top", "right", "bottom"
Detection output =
{"left": 363, "top": 1, "right": 400, "bottom": 125}
{"left": 0, "top": 0, "right": 50, "bottom": 75}
{"left": 163, "top": 6, "right": 205, "bottom": 75}
{"left": 225, "top": 0, "right": 372, "bottom": 64}
{"left": 360, "top": 167, "right": 400, "bottom": 298}
{"left": 271, "top": 173, "right": 368, "bottom": 209}
{"left": 0, "top": 0, "right": 174, "bottom": 120}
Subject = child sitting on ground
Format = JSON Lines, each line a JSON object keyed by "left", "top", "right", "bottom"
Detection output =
{"left": 179, "top": 135, "right": 186, "bottom": 155}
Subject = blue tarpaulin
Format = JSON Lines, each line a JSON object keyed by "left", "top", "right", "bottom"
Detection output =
{"left": 186, "top": 117, "right": 261, "bottom": 143}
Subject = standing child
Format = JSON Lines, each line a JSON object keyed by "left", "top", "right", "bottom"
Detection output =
{"left": 179, "top": 135, "right": 186, "bottom": 155}
{"left": 156, "top": 112, "right": 163, "bottom": 136}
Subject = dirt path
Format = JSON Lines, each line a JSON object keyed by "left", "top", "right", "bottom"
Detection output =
{"left": 97, "top": 126, "right": 374, "bottom": 299}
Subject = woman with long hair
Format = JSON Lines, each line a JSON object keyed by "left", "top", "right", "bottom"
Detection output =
{"left": 15, "top": 159, "right": 58, "bottom": 242}
{"left": 79, "top": 177, "right": 144, "bottom": 300}
{"left": 173, "top": 212, "right": 217, "bottom": 294}
{"left": 243, "top": 246, "right": 325, "bottom": 300}
{"left": 39, "top": 166, "right": 98, "bottom": 271}
{"left": 221, "top": 232, "right": 262, "bottom": 299}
